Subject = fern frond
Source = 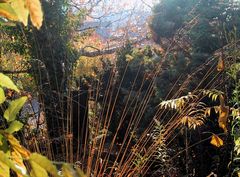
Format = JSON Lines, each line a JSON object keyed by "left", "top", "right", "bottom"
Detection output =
{"left": 201, "top": 89, "right": 224, "bottom": 102}
{"left": 159, "top": 93, "right": 197, "bottom": 110}
{"left": 180, "top": 102, "right": 207, "bottom": 129}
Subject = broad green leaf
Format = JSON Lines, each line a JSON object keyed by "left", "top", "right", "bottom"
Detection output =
{"left": 30, "top": 153, "right": 60, "bottom": 177}
{"left": 0, "top": 87, "right": 5, "bottom": 104}
{"left": 4, "top": 96, "right": 27, "bottom": 122}
{"left": 29, "top": 160, "right": 48, "bottom": 177}
{"left": 0, "top": 134, "right": 9, "bottom": 153}
{"left": 5, "top": 134, "right": 30, "bottom": 159}
{"left": 25, "top": 0, "right": 43, "bottom": 29}
{"left": 0, "top": 151, "right": 27, "bottom": 177}
{"left": 0, "top": 2, "right": 18, "bottom": 21}
{"left": 10, "top": 0, "right": 29, "bottom": 26}
{"left": 0, "top": 73, "right": 19, "bottom": 92}
{"left": 5, "top": 120, "right": 23, "bottom": 134}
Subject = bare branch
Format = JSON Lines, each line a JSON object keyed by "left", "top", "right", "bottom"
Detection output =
{"left": 79, "top": 37, "right": 147, "bottom": 57}
{"left": 0, "top": 69, "right": 29, "bottom": 74}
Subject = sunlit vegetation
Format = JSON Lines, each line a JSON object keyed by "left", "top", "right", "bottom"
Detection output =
{"left": 0, "top": 0, "right": 240, "bottom": 176}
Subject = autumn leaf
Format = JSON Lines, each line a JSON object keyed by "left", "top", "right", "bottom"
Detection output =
{"left": 205, "top": 107, "right": 211, "bottom": 117}
{"left": 218, "top": 106, "right": 229, "bottom": 133}
{"left": 0, "top": 87, "right": 6, "bottom": 104}
{"left": 29, "top": 160, "right": 48, "bottom": 177}
{"left": 217, "top": 56, "right": 224, "bottom": 71}
{"left": 11, "top": 150, "right": 27, "bottom": 177}
{"left": 9, "top": 0, "right": 29, "bottom": 26}
{"left": 5, "top": 134, "right": 31, "bottom": 159}
{"left": 210, "top": 134, "right": 223, "bottom": 147}
{"left": 25, "top": 0, "right": 43, "bottom": 29}
{"left": 0, "top": 158, "right": 10, "bottom": 177}
{"left": 29, "top": 153, "right": 60, "bottom": 177}
{"left": 62, "top": 164, "right": 76, "bottom": 177}
{"left": 0, "top": 3, "right": 18, "bottom": 21}
{"left": 0, "top": 151, "right": 27, "bottom": 177}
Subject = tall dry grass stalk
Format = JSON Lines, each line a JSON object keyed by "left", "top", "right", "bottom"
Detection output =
{"left": 19, "top": 11, "right": 236, "bottom": 176}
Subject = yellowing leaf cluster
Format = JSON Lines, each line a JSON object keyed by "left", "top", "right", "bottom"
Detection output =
{"left": 0, "top": 0, "right": 43, "bottom": 29}
{"left": 0, "top": 73, "right": 86, "bottom": 177}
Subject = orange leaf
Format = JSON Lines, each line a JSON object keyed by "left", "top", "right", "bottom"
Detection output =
{"left": 5, "top": 134, "right": 31, "bottom": 159}
{"left": 210, "top": 134, "right": 223, "bottom": 147}
{"left": 25, "top": 0, "right": 43, "bottom": 29}
{"left": 217, "top": 57, "right": 224, "bottom": 71}
{"left": 218, "top": 106, "right": 229, "bottom": 133}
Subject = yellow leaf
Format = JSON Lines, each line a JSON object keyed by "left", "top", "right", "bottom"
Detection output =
{"left": 0, "top": 87, "right": 6, "bottom": 104}
{"left": 29, "top": 160, "right": 48, "bottom": 177}
{"left": 0, "top": 151, "right": 27, "bottom": 177}
{"left": 0, "top": 73, "right": 19, "bottom": 92}
{"left": 25, "top": 0, "right": 43, "bottom": 29}
{"left": 0, "top": 3, "right": 18, "bottom": 21}
{"left": 0, "top": 159, "right": 10, "bottom": 177}
{"left": 205, "top": 108, "right": 211, "bottom": 117}
{"left": 126, "top": 54, "right": 134, "bottom": 62}
{"left": 219, "top": 94, "right": 225, "bottom": 107}
{"left": 210, "top": 134, "right": 223, "bottom": 147}
{"left": 62, "top": 164, "right": 76, "bottom": 177}
{"left": 5, "top": 134, "right": 31, "bottom": 159}
{"left": 218, "top": 106, "right": 229, "bottom": 133}
{"left": 9, "top": 0, "right": 29, "bottom": 26}
{"left": 29, "top": 153, "right": 60, "bottom": 177}
{"left": 11, "top": 150, "right": 27, "bottom": 177}
{"left": 217, "top": 56, "right": 224, "bottom": 71}
{"left": 76, "top": 168, "right": 86, "bottom": 177}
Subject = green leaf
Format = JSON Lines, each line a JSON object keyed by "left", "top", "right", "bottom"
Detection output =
{"left": 29, "top": 153, "right": 60, "bottom": 177}
{"left": 0, "top": 134, "right": 9, "bottom": 152}
{"left": 5, "top": 120, "right": 23, "bottom": 134}
{"left": 4, "top": 96, "right": 27, "bottom": 122}
{"left": 29, "top": 160, "right": 48, "bottom": 177}
{"left": 0, "top": 87, "right": 5, "bottom": 104}
{"left": 0, "top": 73, "right": 19, "bottom": 92}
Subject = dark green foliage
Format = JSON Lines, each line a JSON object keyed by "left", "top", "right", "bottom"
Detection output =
{"left": 148, "top": 0, "right": 240, "bottom": 176}
{"left": 150, "top": 0, "right": 194, "bottom": 40}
